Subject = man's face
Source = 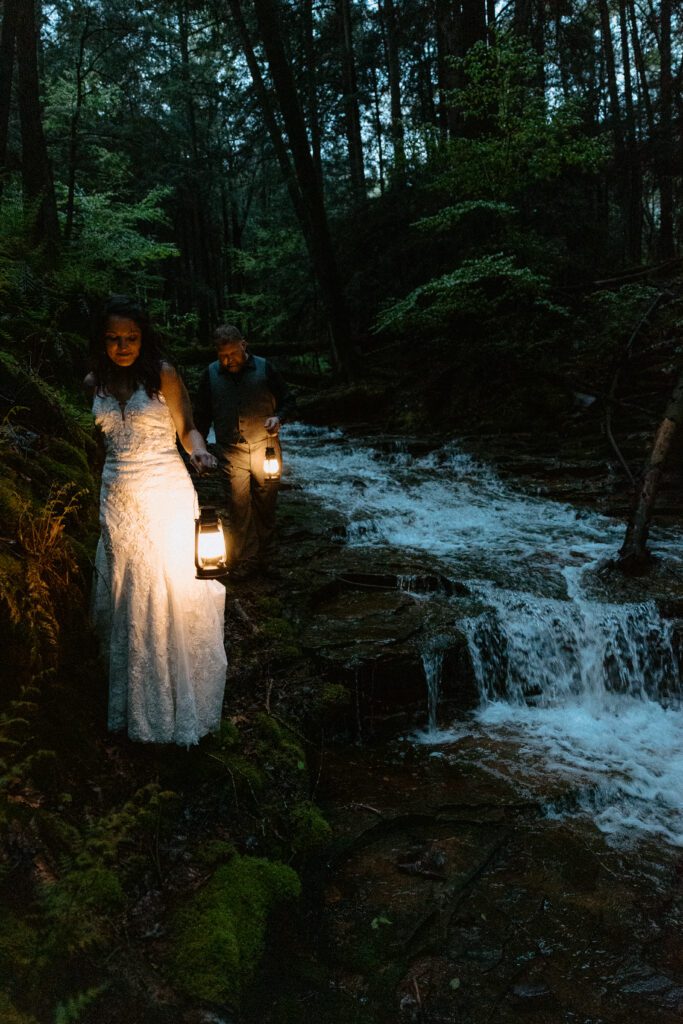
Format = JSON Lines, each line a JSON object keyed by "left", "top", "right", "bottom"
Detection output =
{"left": 217, "top": 340, "right": 248, "bottom": 373}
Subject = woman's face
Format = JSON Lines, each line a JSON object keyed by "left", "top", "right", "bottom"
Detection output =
{"left": 104, "top": 316, "right": 142, "bottom": 368}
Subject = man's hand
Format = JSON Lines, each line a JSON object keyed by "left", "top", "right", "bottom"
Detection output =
{"left": 264, "top": 416, "right": 281, "bottom": 435}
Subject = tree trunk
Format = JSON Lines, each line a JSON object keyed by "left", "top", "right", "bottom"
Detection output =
{"left": 598, "top": 0, "right": 630, "bottom": 261}
{"left": 250, "top": 0, "right": 354, "bottom": 378}
{"left": 380, "top": 0, "right": 405, "bottom": 180}
{"left": 227, "top": 0, "right": 307, "bottom": 233}
{"left": 657, "top": 0, "right": 674, "bottom": 258}
{"left": 337, "top": 0, "right": 365, "bottom": 198}
{"left": 64, "top": 14, "right": 89, "bottom": 242}
{"left": 369, "top": 61, "right": 385, "bottom": 194}
{"left": 618, "top": 0, "right": 642, "bottom": 263}
{"left": 436, "top": 0, "right": 487, "bottom": 138}
{"left": 15, "top": 0, "right": 59, "bottom": 255}
{"left": 0, "top": 0, "right": 19, "bottom": 179}
{"left": 302, "top": 0, "right": 322, "bottom": 181}
{"left": 618, "top": 367, "right": 683, "bottom": 569}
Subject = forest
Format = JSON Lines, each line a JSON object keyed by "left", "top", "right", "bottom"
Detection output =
{"left": 0, "top": 1, "right": 682, "bottom": 1022}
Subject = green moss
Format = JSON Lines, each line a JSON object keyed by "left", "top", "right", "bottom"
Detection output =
{"left": 288, "top": 800, "right": 332, "bottom": 859}
{"left": 0, "top": 907, "right": 40, "bottom": 990}
{"left": 170, "top": 854, "right": 300, "bottom": 1006}
{"left": 195, "top": 840, "right": 237, "bottom": 868}
{"left": 0, "top": 992, "right": 39, "bottom": 1024}
{"left": 255, "top": 713, "right": 305, "bottom": 775}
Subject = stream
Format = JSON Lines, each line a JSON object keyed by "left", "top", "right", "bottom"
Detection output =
{"left": 285, "top": 423, "right": 683, "bottom": 849}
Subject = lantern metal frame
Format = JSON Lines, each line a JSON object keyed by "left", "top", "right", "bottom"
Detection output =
{"left": 194, "top": 505, "right": 229, "bottom": 579}
{"left": 264, "top": 445, "right": 281, "bottom": 480}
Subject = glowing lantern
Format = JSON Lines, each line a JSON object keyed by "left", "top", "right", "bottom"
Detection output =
{"left": 263, "top": 446, "right": 280, "bottom": 480}
{"left": 194, "top": 507, "right": 229, "bottom": 579}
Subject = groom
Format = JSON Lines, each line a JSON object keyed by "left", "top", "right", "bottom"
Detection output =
{"left": 194, "top": 324, "right": 293, "bottom": 576}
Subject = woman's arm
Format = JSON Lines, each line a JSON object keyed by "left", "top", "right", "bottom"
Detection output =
{"left": 160, "top": 363, "right": 218, "bottom": 473}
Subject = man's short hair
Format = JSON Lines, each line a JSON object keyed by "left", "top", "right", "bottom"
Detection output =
{"left": 214, "top": 324, "right": 245, "bottom": 345}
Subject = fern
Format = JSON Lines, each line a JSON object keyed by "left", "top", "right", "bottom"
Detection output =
{"left": 54, "top": 984, "right": 108, "bottom": 1024}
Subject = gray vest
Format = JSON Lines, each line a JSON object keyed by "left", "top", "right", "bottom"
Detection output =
{"left": 208, "top": 355, "right": 276, "bottom": 446}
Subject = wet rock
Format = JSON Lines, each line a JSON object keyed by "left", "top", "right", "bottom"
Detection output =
{"left": 508, "top": 978, "right": 557, "bottom": 1011}
{"left": 300, "top": 586, "right": 478, "bottom": 737}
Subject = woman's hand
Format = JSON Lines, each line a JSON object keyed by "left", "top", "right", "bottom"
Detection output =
{"left": 190, "top": 450, "right": 218, "bottom": 474}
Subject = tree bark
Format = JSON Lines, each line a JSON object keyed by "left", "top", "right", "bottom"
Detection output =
{"left": 436, "top": 0, "right": 487, "bottom": 138}
{"left": 380, "top": 0, "right": 405, "bottom": 180}
{"left": 302, "top": 0, "right": 322, "bottom": 181}
{"left": 657, "top": 0, "right": 674, "bottom": 259}
{"left": 618, "top": 0, "right": 642, "bottom": 263}
{"left": 64, "top": 13, "right": 90, "bottom": 242}
{"left": 15, "top": 0, "right": 59, "bottom": 255}
{"left": 0, "top": 0, "right": 19, "bottom": 178}
{"left": 250, "top": 0, "right": 354, "bottom": 378}
{"left": 618, "top": 367, "right": 683, "bottom": 570}
{"left": 227, "top": 0, "right": 307, "bottom": 233}
{"left": 337, "top": 0, "right": 365, "bottom": 198}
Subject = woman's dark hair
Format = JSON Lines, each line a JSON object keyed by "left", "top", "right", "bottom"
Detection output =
{"left": 89, "top": 295, "right": 163, "bottom": 397}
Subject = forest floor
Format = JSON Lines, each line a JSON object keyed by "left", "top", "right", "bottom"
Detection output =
{"left": 4, "top": 378, "right": 683, "bottom": 1024}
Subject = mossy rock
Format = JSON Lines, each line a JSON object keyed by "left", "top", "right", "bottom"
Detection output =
{"left": 169, "top": 853, "right": 301, "bottom": 1007}
{"left": 288, "top": 800, "right": 332, "bottom": 859}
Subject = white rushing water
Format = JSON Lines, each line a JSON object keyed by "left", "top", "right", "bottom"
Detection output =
{"left": 283, "top": 423, "right": 683, "bottom": 847}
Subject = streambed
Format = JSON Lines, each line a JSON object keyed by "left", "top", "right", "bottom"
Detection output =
{"left": 265, "top": 423, "right": 683, "bottom": 1023}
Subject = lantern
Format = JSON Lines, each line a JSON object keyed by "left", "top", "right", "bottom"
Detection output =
{"left": 263, "top": 445, "right": 280, "bottom": 480}
{"left": 194, "top": 507, "right": 229, "bottom": 579}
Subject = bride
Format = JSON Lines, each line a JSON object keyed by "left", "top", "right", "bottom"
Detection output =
{"left": 85, "top": 296, "right": 227, "bottom": 746}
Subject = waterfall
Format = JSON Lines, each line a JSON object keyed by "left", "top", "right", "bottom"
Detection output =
{"left": 285, "top": 423, "right": 683, "bottom": 845}
{"left": 463, "top": 584, "right": 681, "bottom": 708}
{"left": 420, "top": 640, "right": 445, "bottom": 733}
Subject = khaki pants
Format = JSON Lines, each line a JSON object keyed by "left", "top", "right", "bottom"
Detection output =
{"left": 220, "top": 438, "right": 280, "bottom": 564}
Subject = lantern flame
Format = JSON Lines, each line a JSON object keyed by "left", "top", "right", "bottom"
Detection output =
{"left": 264, "top": 446, "right": 280, "bottom": 479}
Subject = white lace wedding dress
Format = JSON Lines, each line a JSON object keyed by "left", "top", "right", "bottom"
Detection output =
{"left": 91, "top": 385, "right": 227, "bottom": 745}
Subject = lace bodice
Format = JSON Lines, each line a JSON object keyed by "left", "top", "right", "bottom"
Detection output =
{"left": 93, "top": 386, "right": 178, "bottom": 462}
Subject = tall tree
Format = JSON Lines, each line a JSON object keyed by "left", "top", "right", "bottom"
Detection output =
{"left": 379, "top": 0, "right": 405, "bottom": 179}
{"left": 15, "top": 0, "right": 59, "bottom": 253}
{"left": 657, "top": 0, "right": 674, "bottom": 258}
{"left": 248, "top": 0, "right": 354, "bottom": 377}
{"left": 337, "top": 0, "right": 365, "bottom": 198}
{"left": 0, "top": 0, "right": 19, "bottom": 178}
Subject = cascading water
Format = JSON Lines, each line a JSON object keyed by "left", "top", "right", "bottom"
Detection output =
{"left": 420, "top": 639, "right": 445, "bottom": 733}
{"left": 284, "top": 423, "right": 683, "bottom": 846}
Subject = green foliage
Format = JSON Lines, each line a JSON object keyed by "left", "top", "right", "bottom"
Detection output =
{"left": 53, "top": 985, "right": 109, "bottom": 1024}
{"left": 439, "top": 37, "right": 607, "bottom": 199}
{"left": 169, "top": 854, "right": 301, "bottom": 1006}
{"left": 415, "top": 201, "right": 517, "bottom": 234}
{"left": 39, "top": 785, "right": 178, "bottom": 955}
{"left": 377, "top": 254, "right": 566, "bottom": 338}
{"left": 54, "top": 187, "right": 178, "bottom": 295}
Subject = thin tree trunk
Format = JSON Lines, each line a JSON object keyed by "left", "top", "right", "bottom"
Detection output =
{"left": 627, "top": 0, "right": 654, "bottom": 138}
{"left": 0, "top": 0, "right": 19, "bottom": 178}
{"left": 15, "top": 0, "right": 59, "bottom": 254}
{"left": 250, "top": 0, "right": 354, "bottom": 378}
{"left": 337, "top": 0, "right": 365, "bottom": 198}
{"left": 618, "top": 0, "right": 642, "bottom": 262}
{"left": 380, "top": 0, "right": 405, "bottom": 180}
{"left": 65, "top": 15, "right": 89, "bottom": 242}
{"left": 618, "top": 367, "right": 683, "bottom": 569}
{"left": 369, "top": 61, "right": 385, "bottom": 194}
{"left": 658, "top": 0, "right": 674, "bottom": 258}
{"left": 227, "top": 0, "right": 307, "bottom": 234}
{"left": 302, "top": 0, "right": 322, "bottom": 181}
